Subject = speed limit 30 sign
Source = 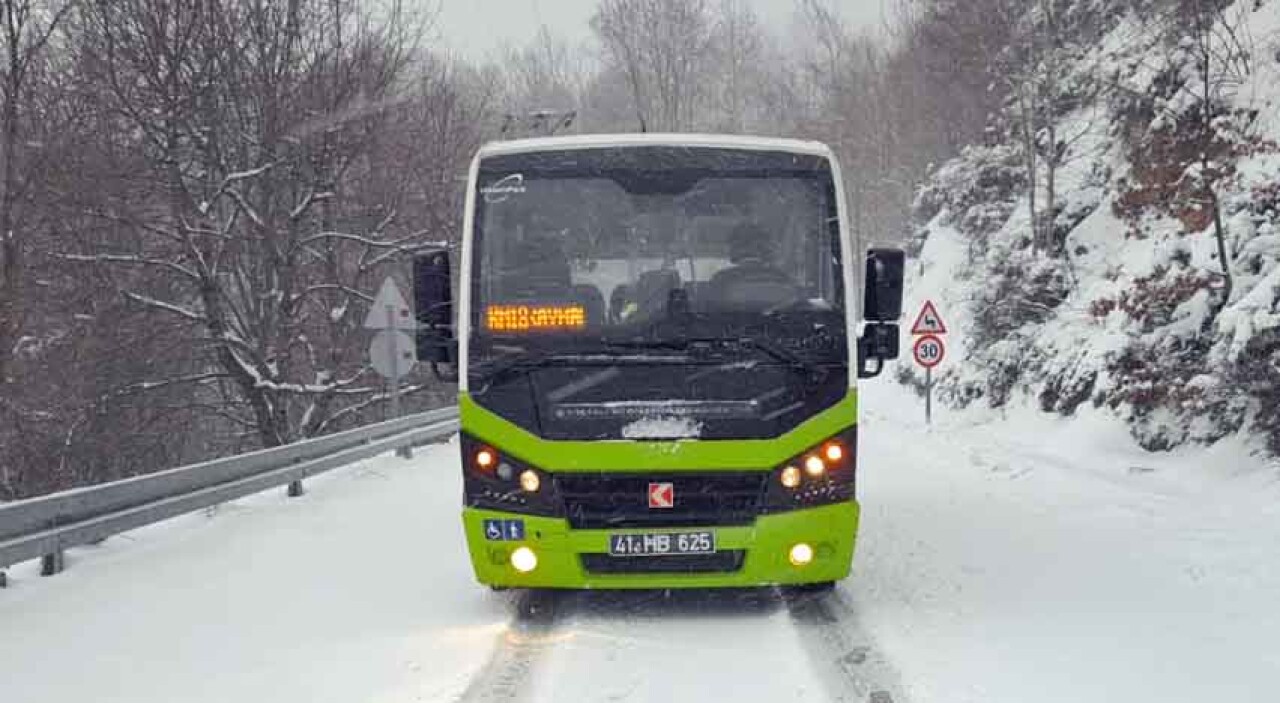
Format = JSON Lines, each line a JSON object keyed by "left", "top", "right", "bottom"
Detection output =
{"left": 913, "top": 334, "right": 945, "bottom": 369}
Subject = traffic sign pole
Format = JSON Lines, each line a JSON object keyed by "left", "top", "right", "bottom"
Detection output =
{"left": 386, "top": 303, "right": 411, "bottom": 459}
{"left": 387, "top": 304, "right": 401, "bottom": 420}
{"left": 365, "top": 277, "right": 417, "bottom": 460}
{"left": 926, "top": 367, "right": 933, "bottom": 426}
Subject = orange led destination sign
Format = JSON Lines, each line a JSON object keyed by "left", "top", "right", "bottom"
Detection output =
{"left": 486, "top": 304, "right": 587, "bottom": 332}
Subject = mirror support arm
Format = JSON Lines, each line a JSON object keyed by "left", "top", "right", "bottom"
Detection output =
{"left": 430, "top": 361, "right": 459, "bottom": 383}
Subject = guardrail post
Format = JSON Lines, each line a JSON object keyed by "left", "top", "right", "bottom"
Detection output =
{"left": 40, "top": 550, "right": 65, "bottom": 577}
{"left": 396, "top": 444, "right": 413, "bottom": 459}
{"left": 0, "top": 570, "right": 7, "bottom": 588}
{"left": 286, "top": 453, "right": 306, "bottom": 497}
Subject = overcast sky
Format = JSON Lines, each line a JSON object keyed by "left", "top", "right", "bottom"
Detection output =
{"left": 432, "top": 0, "right": 890, "bottom": 60}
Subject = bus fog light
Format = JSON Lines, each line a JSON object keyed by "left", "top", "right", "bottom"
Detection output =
{"left": 511, "top": 547, "right": 538, "bottom": 573}
{"left": 789, "top": 543, "right": 814, "bottom": 567}
{"left": 804, "top": 456, "right": 825, "bottom": 477}
{"left": 497, "top": 463, "right": 515, "bottom": 481}
{"left": 519, "top": 470, "right": 541, "bottom": 493}
{"left": 780, "top": 466, "right": 802, "bottom": 489}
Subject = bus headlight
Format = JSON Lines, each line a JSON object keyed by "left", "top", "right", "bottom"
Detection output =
{"left": 764, "top": 429, "right": 857, "bottom": 512}
{"left": 519, "top": 470, "right": 541, "bottom": 493}
{"left": 780, "top": 466, "right": 802, "bottom": 489}
{"left": 823, "top": 443, "right": 844, "bottom": 462}
{"left": 460, "top": 434, "right": 563, "bottom": 517}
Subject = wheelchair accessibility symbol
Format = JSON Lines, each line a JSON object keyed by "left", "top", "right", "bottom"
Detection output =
{"left": 483, "top": 519, "right": 525, "bottom": 541}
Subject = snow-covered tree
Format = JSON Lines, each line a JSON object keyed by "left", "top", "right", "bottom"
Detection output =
{"left": 66, "top": 0, "right": 455, "bottom": 449}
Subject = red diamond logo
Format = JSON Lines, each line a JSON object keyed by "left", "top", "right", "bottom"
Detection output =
{"left": 648, "top": 482, "right": 674, "bottom": 509}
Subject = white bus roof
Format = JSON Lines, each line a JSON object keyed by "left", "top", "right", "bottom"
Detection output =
{"left": 476, "top": 133, "right": 836, "bottom": 160}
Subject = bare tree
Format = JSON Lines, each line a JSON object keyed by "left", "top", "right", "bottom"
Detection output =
{"left": 1179, "top": 0, "right": 1253, "bottom": 306}
{"left": 708, "top": 0, "right": 763, "bottom": 133}
{"left": 68, "top": 0, "right": 437, "bottom": 449}
{"left": 0, "top": 0, "right": 75, "bottom": 387}
{"left": 502, "top": 25, "right": 584, "bottom": 117}
{"left": 590, "top": 0, "right": 716, "bottom": 132}
{"left": 1116, "top": 0, "right": 1255, "bottom": 306}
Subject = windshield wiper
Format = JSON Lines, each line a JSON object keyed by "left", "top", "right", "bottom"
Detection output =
{"left": 474, "top": 344, "right": 677, "bottom": 386}
{"left": 470, "top": 348, "right": 548, "bottom": 386}
{"left": 727, "top": 335, "right": 828, "bottom": 384}
{"left": 476, "top": 336, "right": 827, "bottom": 386}
{"left": 597, "top": 337, "right": 692, "bottom": 351}
{"left": 603, "top": 335, "right": 827, "bottom": 384}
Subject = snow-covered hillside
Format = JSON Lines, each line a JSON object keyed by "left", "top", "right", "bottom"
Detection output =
{"left": 903, "top": 0, "right": 1280, "bottom": 454}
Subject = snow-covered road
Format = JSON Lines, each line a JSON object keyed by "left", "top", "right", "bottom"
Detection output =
{"left": 3, "top": 383, "right": 1278, "bottom": 703}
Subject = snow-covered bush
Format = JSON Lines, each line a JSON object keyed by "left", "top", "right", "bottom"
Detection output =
{"left": 905, "top": 0, "right": 1280, "bottom": 454}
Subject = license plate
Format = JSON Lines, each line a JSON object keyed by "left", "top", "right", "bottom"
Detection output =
{"left": 608, "top": 531, "right": 715, "bottom": 557}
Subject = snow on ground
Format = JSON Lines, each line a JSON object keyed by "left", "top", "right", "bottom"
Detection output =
{"left": 0, "top": 440, "right": 505, "bottom": 703}
{"left": 853, "top": 381, "right": 1280, "bottom": 703}
{"left": 3, "top": 386, "right": 1279, "bottom": 703}
{"left": 527, "top": 591, "right": 831, "bottom": 703}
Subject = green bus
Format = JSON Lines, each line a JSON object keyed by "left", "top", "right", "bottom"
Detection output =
{"left": 415, "top": 134, "right": 904, "bottom": 590}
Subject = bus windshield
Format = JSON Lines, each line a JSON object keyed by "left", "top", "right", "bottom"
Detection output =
{"left": 470, "top": 147, "right": 846, "bottom": 364}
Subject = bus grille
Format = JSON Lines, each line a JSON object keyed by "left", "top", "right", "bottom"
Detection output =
{"left": 555, "top": 472, "right": 769, "bottom": 529}
{"left": 581, "top": 551, "right": 747, "bottom": 575}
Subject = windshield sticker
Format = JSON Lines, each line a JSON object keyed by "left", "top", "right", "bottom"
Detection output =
{"left": 480, "top": 173, "right": 527, "bottom": 203}
{"left": 621, "top": 417, "right": 704, "bottom": 440}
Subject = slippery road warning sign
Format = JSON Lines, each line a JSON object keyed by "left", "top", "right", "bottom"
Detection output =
{"left": 911, "top": 300, "right": 947, "bottom": 336}
{"left": 913, "top": 334, "right": 946, "bottom": 369}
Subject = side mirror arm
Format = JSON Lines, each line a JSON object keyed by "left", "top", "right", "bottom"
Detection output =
{"left": 430, "top": 361, "right": 459, "bottom": 383}
{"left": 414, "top": 250, "right": 457, "bottom": 374}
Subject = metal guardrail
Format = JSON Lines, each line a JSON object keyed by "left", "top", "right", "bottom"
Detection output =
{"left": 0, "top": 406, "right": 460, "bottom": 582}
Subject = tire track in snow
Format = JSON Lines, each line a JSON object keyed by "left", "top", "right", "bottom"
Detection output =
{"left": 785, "top": 588, "right": 907, "bottom": 703}
{"left": 455, "top": 590, "right": 579, "bottom": 703}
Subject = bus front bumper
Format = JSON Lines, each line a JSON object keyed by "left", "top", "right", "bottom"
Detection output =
{"left": 461, "top": 501, "right": 859, "bottom": 590}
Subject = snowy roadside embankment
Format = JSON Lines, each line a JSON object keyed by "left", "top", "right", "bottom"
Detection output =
{"left": 902, "top": 1, "right": 1280, "bottom": 454}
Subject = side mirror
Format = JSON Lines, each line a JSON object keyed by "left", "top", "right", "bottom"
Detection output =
{"left": 857, "top": 323, "right": 900, "bottom": 379}
{"left": 413, "top": 251, "right": 457, "bottom": 368}
{"left": 864, "top": 248, "right": 905, "bottom": 323}
{"left": 858, "top": 248, "right": 905, "bottom": 379}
